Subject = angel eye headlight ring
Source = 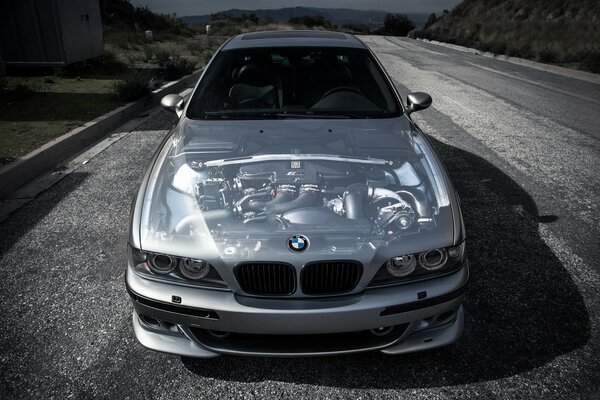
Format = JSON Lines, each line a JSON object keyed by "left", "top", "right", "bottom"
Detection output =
{"left": 148, "top": 254, "right": 176, "bottom": 274}
{"left": 419, "top": 248, "right": 448, "bottom": 271}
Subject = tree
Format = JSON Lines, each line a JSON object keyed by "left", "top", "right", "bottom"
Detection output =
{"left": 288, "top": 15, "right": 334, "bottom": 29}
{"left": 380, "top": 13, "right": 415, "bottom": 36}
{"left": 424, "top": 13, "right": 438, "bottom": 29}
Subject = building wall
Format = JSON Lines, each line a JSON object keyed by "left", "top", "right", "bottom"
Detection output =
{"left": 0, "top": 0, "right": 103, "bottom": 66}
{"left": 55, "top": 0, "right": 104, "bottom": 64}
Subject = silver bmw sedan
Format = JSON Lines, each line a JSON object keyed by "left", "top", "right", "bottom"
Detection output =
{"left": 126, "top": 30, "right": 468, "bottom": 358}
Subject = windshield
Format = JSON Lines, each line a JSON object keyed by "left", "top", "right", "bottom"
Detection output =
{"left": 186, "top": 46, "right": 401, "bottom": 119}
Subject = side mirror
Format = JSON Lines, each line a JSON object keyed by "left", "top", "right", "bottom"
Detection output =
{"left": 161, "top": 94, "right": 185, "bottom": 117}
{"left": 406, "top": 92, "right": 432, "bottom": 114}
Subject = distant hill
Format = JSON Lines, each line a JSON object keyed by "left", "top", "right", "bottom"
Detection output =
{"left": 100, "top": 0, "right": 190, "bottom": 34}
{"left": 412, "top": 0, "right": 600, "bottom": 73}
{"left": 180, "top": 7, "right": 429, "bottom": 29}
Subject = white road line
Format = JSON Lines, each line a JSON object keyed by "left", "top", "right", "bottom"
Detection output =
{"left": 417, "top": 38, "right": 600, "bottom": 85}
{"left": 441, "top": 95, "right": 475, "bottom": 113}
{"left": 384, "top": 36, "right": 450, "bottom": 58}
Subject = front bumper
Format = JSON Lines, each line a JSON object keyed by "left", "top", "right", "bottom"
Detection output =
{"left": 126, "top": 262, "right": 468, "bottom": 357}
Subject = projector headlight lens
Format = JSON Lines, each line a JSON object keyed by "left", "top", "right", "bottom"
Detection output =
{"left": 148, "top": 254, "right": 176, "bottom": 274}
{"left": 419, "top": 248, "right": 448, "bottom": 271}
{"left": 386, "top": 255, "right": 417, "bottom": 277}
{"left": 179, "top": 258, "right": 210, "bottom": 280}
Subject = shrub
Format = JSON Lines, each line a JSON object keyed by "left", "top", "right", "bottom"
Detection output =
{"left": 579, "top": 51, "right": 600, "bottom": 73}
{"left": 424, "top": 13, "right": 439, "bottom": 29}
{"left": 70, "top": 50, "right": 126, "bottom": 76}
{"left": 154, "top": 48, "right": 171, "bottom": 65}
{"left": 537, "top": 47, "right": 558, "bottom": 63}
{"left": 375, "top": 14, "right": 416, "bottom": 37}
{"left": 12, "top": 83, "right": 35, "bottom": 99}
{"left": 341, "top": 24, "right": 370, "bottom": 34}
{"left": 187, "top": 39, "right": 205, "bottom": 56}
{"left": 107, "top": 31, "right": 143, "bottom": 50}
{"left": 111, "top": 73, "right": 151, "bottom": 101}
{"left": 490, "top": 41, "right": 507, "bottom": 55}
{"left": 288, "top": 15, "right": 334, "bottom": 29}
{"left": 162, "top": 57, "right": 195, "bottom": 81}
{"left": 206, "top": 20, "right": 243, "bottom": 37}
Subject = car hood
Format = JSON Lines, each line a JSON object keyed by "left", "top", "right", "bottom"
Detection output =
{"left": 137, "top": 116, "right": 455, "bottom": 265}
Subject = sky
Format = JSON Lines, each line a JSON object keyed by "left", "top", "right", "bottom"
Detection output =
{"left": 128, "top": 0, "right": 463, "bottom": 16}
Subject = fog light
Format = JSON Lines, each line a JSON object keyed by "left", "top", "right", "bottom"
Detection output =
{"left": 370, "top": 326, "right": 394, "bottom": 336}
{"left": 180, "top": 258, "right": 210, "bottom": 280}
{"left": 149, "top": 254, "right": 176, "bottom": 274}
{"left": 419, "top": 248, "right": 448, "bottom": 270}
{"left": 386, "top": 254, "right": 417, "bottom": 277}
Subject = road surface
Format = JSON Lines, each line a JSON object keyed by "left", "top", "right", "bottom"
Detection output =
{"left": 1, "top": 36, "right": 599, "bottom": 399}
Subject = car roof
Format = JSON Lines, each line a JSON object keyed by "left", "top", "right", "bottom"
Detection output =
{"left": 222, "top": 30, "right": 366, "bottom": 50}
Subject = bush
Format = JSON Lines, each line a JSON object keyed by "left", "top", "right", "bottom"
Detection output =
{"left": 375, "top": 13, "right": 415, "bottom": 36}
{"left": 288, "top": 15, "right": 334, "bottom": 29}
{"left": 341, "top": 24, "right": 370, "bottom": 34}
{"left": 162, "top": 57, "right": 195, "bottom": 81}
{"left": 537, "top": 47, "right": 558, "bottom": 63}
{"left": 111, "top": 73, "right": 152, "bottom": 101}
{"left": 97, "top": 51, "right": 127, "bottom": 73}
{"left": 154, "top": 48, "right": 171, "bottom": 65}
{"left": 489, "top": 41, "right": 507, "bottom": 55}
{"left": 579, "top": 51, "right": 600, "bottom": 73}
{"left": 424, "top": 13, "right": 438, "bottom": 29}
{"left": 205, "top": 20, "right": 243, "bottom": 36}
{"left": 12, "top": 83, "right": 35, "bottom": 99}
{"left": 106, "top": 31, "right": 143, "bottom": 50}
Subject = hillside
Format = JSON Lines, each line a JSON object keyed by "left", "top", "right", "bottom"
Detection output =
{"left": 181, "top": 7, "right": 430, "bottom": 29}
{"left": 413, "top": 0, "right": 600, "bottom": 72}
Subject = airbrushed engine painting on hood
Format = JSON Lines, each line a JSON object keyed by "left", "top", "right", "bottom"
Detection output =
{"left": 128, "top": 32, "right": 468, "bottom": 357}
{"left": 139, "top": 117, "right": 454, "bottom": 269}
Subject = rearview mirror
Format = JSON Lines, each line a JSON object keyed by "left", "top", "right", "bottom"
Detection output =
{"left": 406, "top": 92, "right": 432, "bottom": 114}
{"left": 161, "top": 94, "right": 185, "bottom": 117}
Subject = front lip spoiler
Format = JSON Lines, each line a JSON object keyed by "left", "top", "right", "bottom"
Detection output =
{"left": 380, "top": 282, "right": 469, "bottom": 316}
{"left": 126, "top": 285, "right": 220, "bottom": 320}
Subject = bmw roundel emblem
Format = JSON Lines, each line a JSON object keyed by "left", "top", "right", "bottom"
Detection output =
{"left": 288, "top": 235, "right": 309, "bottom": 253}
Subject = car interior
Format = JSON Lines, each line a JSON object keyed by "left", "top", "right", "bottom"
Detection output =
{"left": 189, "top": 47, "right": 399, "bottom": 117}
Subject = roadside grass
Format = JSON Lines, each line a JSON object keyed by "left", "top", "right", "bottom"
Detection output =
{"left": 0, "top": 32, "right": 227, "bottom": 168}
{"left": 0, "top": 77, "right": 122, "bottom": 166}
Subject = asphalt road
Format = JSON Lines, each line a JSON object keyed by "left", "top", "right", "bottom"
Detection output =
{"left": 1, "top": 36, "right": 599, "bottom": 399}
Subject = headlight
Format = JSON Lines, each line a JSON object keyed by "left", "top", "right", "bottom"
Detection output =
{"left": 179, "top": 258, "right": 210, "bottom": 280}
{"left": 149, "top": 254, "right": 176, "bottom": 274}
{"left": 419, "top": 248, "right": 448, "bottom": 271}
{"left": 127, "top": 244, "right": 227, "bottom": 288}
{"left": 386, "top": 255, "right": 417, "bottom": 277}
{"left": 369, "top": 242, "right": 466, "bottom": 286}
